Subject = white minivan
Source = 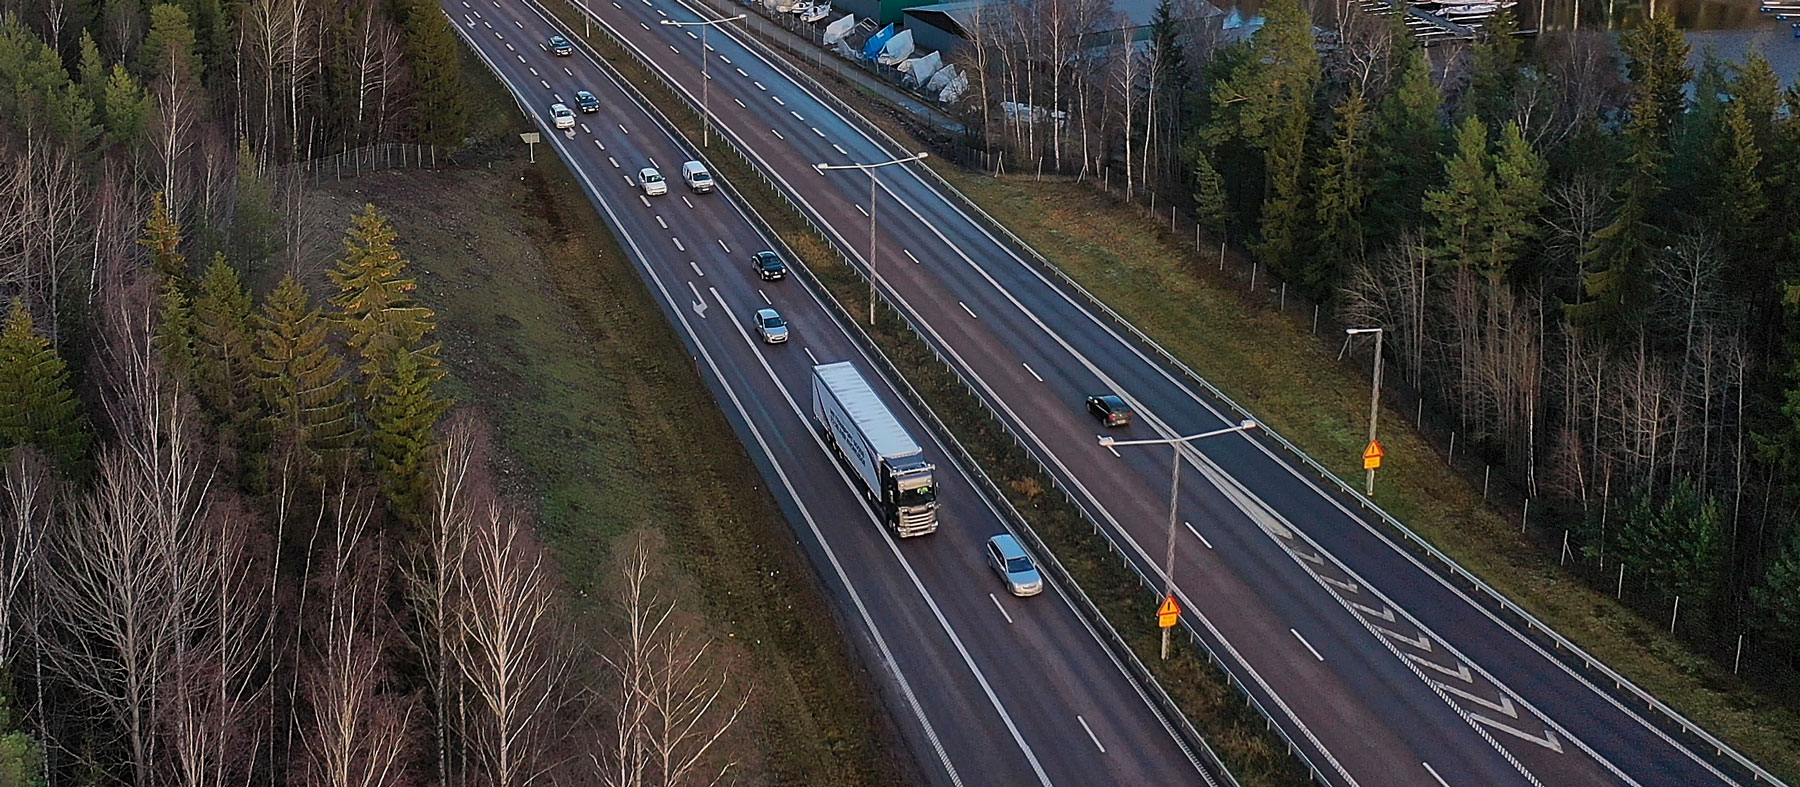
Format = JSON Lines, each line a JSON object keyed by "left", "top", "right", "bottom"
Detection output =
{"left": 681, "top": 160, "right": 714, "bottom": 193}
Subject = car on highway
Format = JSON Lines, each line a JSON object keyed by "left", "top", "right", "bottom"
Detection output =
{"left": 549, "top": 103, "right": 575, "bottom": 130}
{"left": 638, "top": 167, "right": 667, "bottom": 196}
{"left": 752, "top": 250, "right": 787, "bottom": 281}
{"left": 753, "top": 308, "right": 788, "bottom": 344}
{"left": 548, "top": 34, "right": 572, "bottom": 55}
{"left": 574, "top": 90, "right": 599, "bottom": 113}
{"left": 1086, "top": 394, "right": 1132, "bottom": 427}
{"left": 681, "top": 160, "right": 714, "bottom": 193}
{"left": 984, "top": 534, "right": 1043, "bottom": 597}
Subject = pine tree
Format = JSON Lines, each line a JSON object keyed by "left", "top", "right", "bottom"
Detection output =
{"left": 368, "top": 348, "right": 448, "bottom": 521}
{"left": 141, "top": 192, "right": 186, "bottom": 282}
{"left": 1753, "top": 527, "right": 1800, "bottom": 648}
{"left": 1191, "top": 149, "right": 1233, "bottom": 239}
{"left": 102, "top": 63, "right": 149, "bottom": 148}
{"left": 1463, "top": 8, "right": 1521, "bottom": 130}
{"left": 1367, "top": 46, "right": 1442, "bottom": 245}
{"left": 191, "top": 253, "right": 258, "bottom": 420}
{"left": 0, "top": 300, "right": 88, "bottom": 470}
{"left": 1310, "top": 89, "right": 1373, "bottom": 290}
{"left": 328, "top": 203, "right": 442, "bottom": 393}
{"left": 1484, "top": 121, "right": 1546, "bottom": 284}
{"left": 255, "top": 275, "right": 356, "bottom": 459}
{"left": 1732, "top": 51, "right": 1781, "bottom": 156}
{"left": 139, "top": 3, "right": 200, "bottom": 81}
{"left": 1716, "top": 100, "right": 1765, "bottom": 294}
{"left": 1422, "top": 115, "right": 1496, "bottom": 270}
{"left": 230, "top": 140, "right": 282, "bottom": 270}
{"left": 395, "top": 0, "right": 466, "bottom": 146}
{"left": 1615, "top": 479, "right": 1726, "bottom": 609}
{"left": 77, "top": 31, "right": 105, "bottom": 108}
{"left": 154, "top": 276, "right": 197, "bottom": 380}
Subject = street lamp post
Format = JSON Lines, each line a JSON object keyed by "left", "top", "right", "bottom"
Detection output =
{"left": 660, "top": 14, "right": 745, "bottom": 147}
{"left": 1099, "top": 418, "right": 1258, "bottom": 659}
{"left": 1346, "top": 327, "right": 1384, "bottom": 495}
{"left": 813, "top": 152, "right": 930, "bottom": 325}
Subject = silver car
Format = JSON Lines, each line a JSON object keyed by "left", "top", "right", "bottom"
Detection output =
{"left": 985, "top": 534, "right": 1042, "bottom": 597}
{"left": 753, "top": 308, "right": 788, "bottom": 343}
{"left": 638, "top": 167, "right": 667, "bottom": 196}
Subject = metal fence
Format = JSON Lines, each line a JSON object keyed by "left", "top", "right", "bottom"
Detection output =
{"left": 281, "top": 142, "right": 446, "bottom": 183}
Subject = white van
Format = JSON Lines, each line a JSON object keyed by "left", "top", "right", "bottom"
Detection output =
{"left": 681, "top": 161, "right": 714, "bottom": 193}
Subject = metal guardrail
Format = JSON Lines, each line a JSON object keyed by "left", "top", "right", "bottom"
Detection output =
{"left": 677, "top": 13, "right": 1789, "bottom": 786}
{"left": 516, "top": 3, "right": 1253, "bottom": 785}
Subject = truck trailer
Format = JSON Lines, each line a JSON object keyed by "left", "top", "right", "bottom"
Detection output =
{"left": 811, "top": 362, "right": 938, "bottom": 536}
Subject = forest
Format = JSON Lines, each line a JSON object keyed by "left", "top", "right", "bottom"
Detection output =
{"left": 951, "top": 0, "right": 1800, "bottom": 692}
{"left": 0, "top": 0, "right": 746, "bottom": 784}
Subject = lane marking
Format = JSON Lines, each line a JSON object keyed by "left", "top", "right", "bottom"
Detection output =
{"left": 734, "top": 98, "right": 746, "bottom": 108}
{"left": 903, "top": 249, "right": 919, "bottom": 264}
{"left": 791, "top": 110, "right": 805, "bottom": 121}
{"left": 639, "top": 195, "right": 650, "bottom": 208}
{"left": 690, "top": 261, "right": 704, "bottom": 277}
{"left": 681, "top": 196, "right": 693, "bottom": 208}
{"left": 960, "top": 302, "right": 978, "bottom": 319}
{"left": 580, "top": 122, "right": 590, "bottom": 133}
{"left": 564, "top": 67, "right": 572, "bottom": 76}
{"left": 813, "top": 127, "right": 826, "bottom": 137}
{"left": 672, "top": 237, "right": 685, "bottom": 251}
{"left": 1076, "top": 716, "right": 1106, "bottom": 754}
{"left": 833, "top": 143, "right": 848, "bottom": 155}
{"left": 718, "top": 239, "right": 731, "bottom": 253}
{"left": 640, "top": 21, "right": 650, "bottom": 30}
{"left": 608, "top": 156, "right": 619, "bottom": 168}
{"left": 1291, "top": 629, "right": 1325, "bottom": 662}
{"left": 802, "top": 346, "right": 818, "bottom": 364}
{"left": 670, "top": 45, "right": 680, "bottom": 54}
{"left": 1471, "top": 715, "right": 1564, "bottom": 752}
{"left": 505, "top": 42, "right": 514, "bottom": 51}
{"left": 989, "top": 593, "right": 1014, "bottom": 624}
{"left": 513, "top": 18, "right": 522, "bottom": 28}
{"left": 529, "top": 66, "right": 538, "bottom": 76}
{"left": 759, "top": 289, "right": 771, "bottom": 305}
{"left": 554, "top": 93, "right": 563, "bottom": 103}
{"left": 736, "top": 67, "right": 748, "bottom": 77}
{"left": 720, "top": 55, "right": 731, "bottom": 64}
{"left": 687, "top": 31, "right": 699, "bottom": 40}
{"left": 541, "top": 80, "right": 550, "bottom": 89}
{"left": 655, "top": 216, "right": 668, "bottom": 229}
{"left": 754, "top": 80, "right": 765, "bottom": 90}
{"left": 1184, "top": 521, "right": 1212, "bottom": 549}
{"left": 1408, "top": 653, "right": 1473, "bottom": 683}
{"left": 1022, "top": 363, "right": 1043, "bottom": 383}
{"left": 516, "top": 54, "right": 525, "bottom": 63}
{"left": 773, "top": 95, "right": 785, "bottom": 106}
{"left": 1436, "top": 682, "right": 1518, "bottom": 718}
{"left": 1423, "top": 762, "right": 1450, "bottom": 787}
{"left": 619, "top": 124, "right": 630, "bottom": 134}
{"left": 650, "top": 157, "right": 658, "bottom": 167}
{"left": 854, "top": 204, "right": 867, "bottom": 217}
{"left": 771, "top": 129, "right": 784, "bottom": 140}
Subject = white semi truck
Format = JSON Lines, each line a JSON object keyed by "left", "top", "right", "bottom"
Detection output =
{"left": 811, "top": 362, "right": 938, "bottom": 536}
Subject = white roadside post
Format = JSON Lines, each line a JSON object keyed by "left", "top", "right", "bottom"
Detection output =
{"left": 814, "top": 152, "right": 930, "bottom": 325}
{"left": 1100, "top": 418, "right": 1258, "bottom": 659}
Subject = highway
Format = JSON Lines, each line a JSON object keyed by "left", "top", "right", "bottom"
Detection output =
{"left": 442, "top": 4, "right": 1218, "bottom": 785}
{"left": 545, "top": 0, "right": 1774, "bottom": 785}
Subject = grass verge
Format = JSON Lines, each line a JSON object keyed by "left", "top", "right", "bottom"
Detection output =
{"left": 286, "top": 46, "right": 903, "bottom": 783}
{"left": 924, "top": 172, "right": 1800, "bottom": 781}
{"left": 541, "top": 5, "right": 1317, "bottom": 784}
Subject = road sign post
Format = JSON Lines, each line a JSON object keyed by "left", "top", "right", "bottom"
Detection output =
{"left": 1157, "top": 594, "right": 1181, "bottom": 660}
{"left": 519, "top": 132, "right": 540, "bottom": 163}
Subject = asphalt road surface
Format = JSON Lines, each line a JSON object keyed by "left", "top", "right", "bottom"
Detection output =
{"left": 529, "top": 1, "right": 1774, "bottom": 785}
{"left": 444, "top": 5, "right": 1223, "bottom": 785}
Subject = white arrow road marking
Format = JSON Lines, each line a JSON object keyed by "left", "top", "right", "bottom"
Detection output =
{"left": 688, "top": 281, "right": 707, "bottom": 317}
{"left": 989, "top": 594, "right": 1013, "bottom": 624}
{"left": 1373, "top": 625, "right": 1433, "bottom": 651}
{"left": 1407, "top": 653, "right": 1473, "bottom": 682}
{"left": 1435, "top": 682, "right": 1518, "bottom": 718}
{"left": 1184, "top": 521, "right": 1212, "bottom": 549}
{"left": 1351, "top": 602, "right": 1395, "bottom": 622}
{"left": 1320, "top": 575, "right": 1359, "bottom": 593}
{"left": 1471, "top": 714, "right": 1564, "bottom": 753}
{"left": 1294, "top": 549, "right": 1326, "bottom": 566}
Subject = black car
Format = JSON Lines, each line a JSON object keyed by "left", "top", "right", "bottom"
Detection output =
{"left": 548, "top": 35, "right": 573, "bottom": 55}
{"left": 752, "top": 250, "right": 787, "bottom": 281}
{"left": 574, "top": 90, "right": 599, "bottom": 113}
{"left": 1086, "top": 394, "right": 1132, "bottom": 427}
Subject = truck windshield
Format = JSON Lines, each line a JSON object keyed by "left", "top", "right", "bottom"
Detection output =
{"left": 896, "top": 484, "right": 934, "bottom": 508}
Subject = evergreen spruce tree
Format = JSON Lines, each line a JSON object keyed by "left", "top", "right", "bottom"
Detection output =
{"left": 102, "top": 63, "right": 149, "bottom": 148}
{"left": 77, "top": 31, "right": 105, "bottom": 108}
{"left": 1422, "top": 115, "right": 1496, "bottom": 270}
{"left": 191, "top": 253, "right": 258, "bottom": 420}
{"left": 1484, "top": 121, "right": 1546, "bottom": 283}
{"left": 395, "top": 0, "right": 466, "bottom": 146}
{"left": 230, "top": 140, "right": 282, "bottom": 270}
{"left": 368, "top": 348, "right": 448, "bottom": 521}
{"left": 328, "top": 203, "right": 442, "bottom": 394}
{"left": 154, "top": 276, "right": 198, "bottom": 381}
{"left": 1191, "top": 148, "right": 1233, "bottom": 239}
{"left": 140, "top": 192, "right": 186, "bottom": 282}
{"left": 1367, "top": 46, "right": 1442, "bottom": 245}
{"left": 0, "top": 300, "right": 88, "bottom": 470}
{"left": 1309, "top": 88, "right": 1372, "bottom": 290}
{"left": 1753, "top": 527, "right": 1800, "bottom": 648}
{"left": 139, "top": 3, "right": 201, "bottom": 81}
{"left": 255, "top": 275, "right": 356, "bottom": 459}
{"left": 1463, "top": 8, "right": 1521, "bottom": 130}
{"left": 1732, "top": 51, "right": 1781, "bottom": 155}
{"left": 1717, "top": 100, "right": 1766, "bottom": 293}
{"left": 1615, "top": 479, "right": 1726, "bottom": 609}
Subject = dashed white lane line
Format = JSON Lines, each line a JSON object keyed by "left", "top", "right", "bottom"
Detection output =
{"left": 834, "top": 143, "right": 849, "bottom": 155}
{"left": 754, "top": 81, "right": 765, "bottom": 90}
{"left": 611, "top": 1, "right": 619, "bottom": 7}
{"left": 513, "top": 18, "right": 522, "bottom": 28}
{"left": 690, "top": 261, "right": 704, "bottom": 277}
{"left": 619, "top": 124, "right": 630, "bottom": 134}
{"left": 812, "top": 127, "right": 826, "bottom": 137}
{"left": 1185, "top": 521, "right": 1213, "bottom": 549}
{"left": 790, "top": 110, "right": 805, "bottom": 121}
{"left": 505, "top": 42, "right": 514, "bottom": 51}
{"left": 681, "top": 196, "right": 693, "bottom": 208}
{"left": 540, "top": 80, "right": 550, "bottom": 89}
{"left": 649, "top": 156, "right": 658, "bottom": 167}
{"left": 608, "top": 156, "right": 619, "bottom": 168}
{"left": 736, "top": 67, "right": 748, "bottom": 77}
{"left": 989, "top": 594, "right": 1014, "bottom": 624}
{"left": 594, "top": 139, "right": 605, "bottom": 151}
{"left": 1076, "top": 716, "right": 1106, "bottom": 754}
{"left": 1422, "top": 762, "right": 1451, "bottom": 787}
{"left": 960, "top": 302, "right": 978, "bottom": 319}
{"left": 516, "top": 54, "right": 525, "bottom": 63}
{"left": 655, "top": 216, "right": 668, "bottom": 229}
{"left": 564, "top": 67, "right": 572, "bottom": 76}
{"left": 733, "top": 98, "right": 746, "bottom": 108}
{"left": 759, "top": 289, "right": 770, "bottom": 305}
{"left": 639, "top": 195, "right": 650, "bottom": 208}
{"left": 686, "top": 30, "right": 698, "bottom": 39}
{"left": 623, "top": 175, "right": 635, "bottom": 186}
{"left": 771, "top": 129, "right": 784, "bottom": 140}
{"left": 1291, "top": 629, "right": 1325, "bottom": 662}
{"left": 854, "top": 204, "right": 867, "bottom": 217}
{"left": 553, "top": 93, "right": 563, "bottom": 103}
{"left": 672, "top": 237, "right": 685, "bottom": 251}
{"left": 720, "top": 55, "right": 731, "bottom": 64}
{"left": 657, "top": 8, "right": 666, "bottom": 15}
{"left": 669, "top": 45, "right": 679, "bottom": 54}
{"left": 1022, "top": 363, "right": 1043, "bottom": 383}
{"left": 493, "top": 29, "right": 501, "bottom": 36}
{"left": 579, "top": 122, "right": 589, "bottom": 133}
{"left": 718, "top": 239, "right": 730, "bottom": 253}
{"left": 528, "top": 66, "right": 537, "bottom": 76}
{"left": 903, "top": 249, "right": 919, "bottom": 264}
{"left": 773, "top": 95, "right": 785, "bottom": 106}
{"left": 802, "top": 346, "right": 819, "bottom": 365}
{"left": 640, "top": 22, "right": 650, "bottom": 30}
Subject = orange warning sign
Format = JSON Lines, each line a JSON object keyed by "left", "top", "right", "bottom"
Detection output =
{"left": 1362, "top": 439, "right": 1384, "bottom": 470}
{"left": 1157, "top": 595, "right": 1181, "bottom": 628}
